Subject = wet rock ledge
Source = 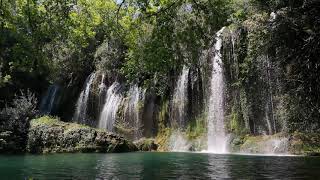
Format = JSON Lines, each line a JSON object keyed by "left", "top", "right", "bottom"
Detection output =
{"left": 27, "top": 116, "right": 138, "bottom": 153}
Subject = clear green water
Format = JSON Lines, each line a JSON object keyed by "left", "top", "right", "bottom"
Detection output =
{"left": 0, "top": 152, "right": 319, "bottom": 179}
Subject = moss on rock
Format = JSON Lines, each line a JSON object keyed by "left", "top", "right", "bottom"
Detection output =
{"left": 155, "top": 128, "right": 171, "bottom": 151}
{"left": 134, "top": 138, "right": 158, "bottom": 151}
{"left": 288, "top": 132, "right": 320, "bottom": 156}
{"left": 230, "top": 132, "right": 320, "bottom": 156}
{"left": 27, "top": 116, "right": 138, "bottom": 154}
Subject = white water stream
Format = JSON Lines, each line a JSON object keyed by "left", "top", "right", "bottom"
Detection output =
{"left": 172, "top": 66, "right": 189, "bottom": 127}
{"left": 73, "top": 73, "right": 96, "bottom": 123}
{"left": 98, "top": 82, "right": 122, "bottom": 132}
{"left": 207, "top": 27, "right": 228, "bottom": 153}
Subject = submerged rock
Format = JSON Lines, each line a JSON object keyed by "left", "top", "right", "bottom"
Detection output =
{"left": 27, "top": 116, "right": 138, "bottom": 153}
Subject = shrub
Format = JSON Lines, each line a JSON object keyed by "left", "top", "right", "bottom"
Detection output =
{"left": 0, "top": 90, "right": 38, "bottom": 134}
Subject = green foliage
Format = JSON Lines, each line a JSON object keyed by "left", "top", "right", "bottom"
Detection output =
{"left": 0, "top": 0, "right": 120, "bottom": 103}
{"left": 0, "top": 90, "right": 38, "bottom": 152}
{"left": 0, "top": 63, "right": 11, "bottom": 88}
{"left": 0, "top": 90, "right": 38, "bottom": 133}
{"left": 273, "top": 2, "right": 320, "bottom": 133}
{"left": 157, "top": 100, "right": 169, "bottom": 131}
{"left": 1, "top": 0, "right": 234, "bottom": 99}
{"left": 186, "top": 113, "right": 207, "bottom": 140}
{"left": 134, "top": 138, "right": 158, "bottom": 151}
{"left": 31, "top": 116, "right": 61, "bottom": 126}
{"left": 227, "top": 0, "right": 320, "bottom": 133}
{"left": 1, "top": 0, "right": 319, "bottom": 137}
{"left": 226, "top": 105, "right": 249, "bottom": 135}
{"left": 238, "top": 12, "right": 269, "bottom": 82}
{"left": 120, "top": 0, "right": 233, "bottom": 94}
{"left": 289, "top": 132, "right": 320, "bottom": 155}
{"left": 31, "top": 116, "right": 90, "bottom": 130}
{"left": 250, "top": 0, "right": 297, "bottom": 11}
{"left": 229, "top": 108, "right": 239, "bottom": 132}
{"left": 155, "top": 127, "right": 171, "bottom": 151}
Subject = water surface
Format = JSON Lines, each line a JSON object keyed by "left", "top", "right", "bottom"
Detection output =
{"left": 0, "top": 152, "right": 319, "bottom": 179}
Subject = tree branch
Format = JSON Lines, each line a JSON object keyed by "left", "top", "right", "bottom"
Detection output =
{"left": 116, "top": 0, "right": 125, "bottom": 23}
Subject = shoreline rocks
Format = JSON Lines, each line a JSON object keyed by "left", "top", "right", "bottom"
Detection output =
{"left": 27, "top": 116, "right": 138, "bottom": 153}
{"left": 134, "top": 138, "right": 158, "bottom": 151}
{"left": 229, "top": 132, "right": 320, "bottom": 156}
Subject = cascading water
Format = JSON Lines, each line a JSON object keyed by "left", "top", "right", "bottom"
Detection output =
{"left": 98, "top": 73, "right": 107, "bottom": 113}
{"left": 40, "top": 85, "right": 60, "bottom": 115}
{"left": 126, "top": 85, "right": 146, "bottom": 140}
{"left": 73, "top": 73, "right": 96, "bottom": 123}
{"left": 207, "top": 27, "right": 228, "bottom": 153}
{"left": 171, "top": 66, "right": 189, "bottom": 127}
{"left": 98, "top": 74, "right": 106, "bottom": 95}
{"left": 98, "top": 82, "right": 122, "bottom": 132}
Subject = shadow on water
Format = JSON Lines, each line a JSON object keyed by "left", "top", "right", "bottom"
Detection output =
{"left": 0, "top": 152, "right": 319, "bottom": 179}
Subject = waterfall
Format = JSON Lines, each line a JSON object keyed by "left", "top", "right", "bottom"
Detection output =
{"left": 98, "top": 74, "right": 106, "bottom": 95}
{"left": 266, "top": 55, "right": 276, "bottom": 134}
{"left": 125, "top": 85, "right": 146, "bottom": 140}
{"left": 40, "top": 85, "right": 60, "bottom": 115}
{"left": 207, "top": 27, "right": 228, "bottom": 153}
{"left": 98, "top": 73, "right": 107, "bottom": 113}
{"left": 73, "top": 73, "right": 96, "bottom": 123}
{"left": 171, "top": 66, "right": 189, "bottom": 127}
{"left": 98, "top": 82, "right": 122, "bottom": 132}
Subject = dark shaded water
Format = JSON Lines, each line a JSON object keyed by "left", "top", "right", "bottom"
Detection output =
{"left": 0, "top": 152, "right": 319, "bottom": 179}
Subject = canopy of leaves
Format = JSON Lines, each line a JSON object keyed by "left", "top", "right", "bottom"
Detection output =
{"left": 1, "top": 0, "right": 233, "bottom": 99}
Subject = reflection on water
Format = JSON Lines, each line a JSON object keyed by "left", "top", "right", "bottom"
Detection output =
{"left": 207, "top": 154, "right": 230, "bottom": 179}
{"left": 95, "top": 152, "right": 144, "bottom": 179}
{"left": 0, "top": 152, "right": 319, "bottom": 179}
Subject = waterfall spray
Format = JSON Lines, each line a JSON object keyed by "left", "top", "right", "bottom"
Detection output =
{"left": 168, "top": 131, "right": 191, "bottom": 152}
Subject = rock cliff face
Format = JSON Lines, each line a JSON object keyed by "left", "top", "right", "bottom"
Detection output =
{"left": 27, "top": 116, "right": 138, "bottom": 153}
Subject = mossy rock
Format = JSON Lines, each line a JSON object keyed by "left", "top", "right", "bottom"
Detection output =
{"left": 134, "top": 138, "right": 158, "bottom": 151}
{"left": 27, "top": 116, "right": 138, "bottom": 154}
{"left": 230, "top": 132, "right": 320, "bottom": 155}
{"left": 230, "top": 133, "right": 289, "bottom": 154}
{"left": 155, "top": 128, "right": 171, "bottom": 151}
{"left": 288, "top": 132, "right": 320, "bottom": 155}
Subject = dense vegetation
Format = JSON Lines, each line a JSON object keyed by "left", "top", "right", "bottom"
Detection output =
{"left": 231, "top": 0, "right": 320, "bottom": 133}
{"left": 0, "top": 0, "right": 319, "bottom": 153}
{"left": 0, "top": 0, "right": 231, "bottom": 97}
